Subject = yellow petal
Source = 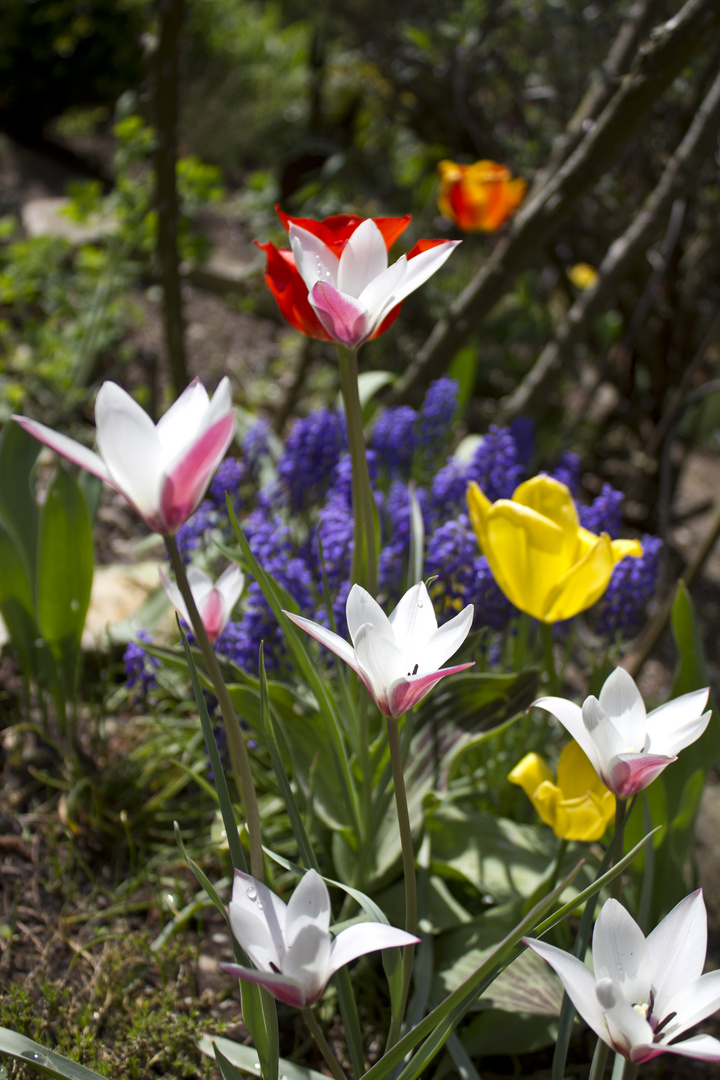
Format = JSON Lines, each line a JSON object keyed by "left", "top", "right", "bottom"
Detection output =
{"left": 467, "top": 481, "right": 492, "bottom": 552}
{"left": 542, "top": 532, "right": 616, "bottom": 622}
{"left": 508, "top": 753, "right": 553, "bottom": 798}
{"left": 610, "top": 538, "right": 643, "bottom": 563}
{"left": 556, "top": 741, "right": 607, "bottom": 800}
{"left": 552, "top": 793, "right": 612, "bottom": 841}
{"left": 484, "top": 500, "right": 572, "bottom": 620}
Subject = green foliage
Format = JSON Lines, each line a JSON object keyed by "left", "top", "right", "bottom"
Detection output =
{"left": 0, "top": 423, "right": 95, "bottom": 729}
{"left": 0, "top": 940, "right": 220, "bottom": 1080}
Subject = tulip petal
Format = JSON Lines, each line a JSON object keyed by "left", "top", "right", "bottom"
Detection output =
{"left": 523, "top": 938, "right": 609, "bottom": 1045}
{"left": 388, "top": 581, "right": 439, "bottom": 651}
{"left": 533, "top": 696, "right": 604, "bottom": 779}
{"left": 159, "top": 567, "right": 191, "bottom": 626}
{"left": 592, "top": 900, "right": 651, "bottom": 1004}
{"left": 353, "top": 623, "right": 406, "bottom": 712}
{"left": 228, "top": 871, "right": 287, "bottom": 971}
{"left": 346, "top": 584, "right": 394, "bottom": 645}
{"left": 328, "top": 923, "right": 420, "bottom": 978}
{"left": 11, "top": 416, "right": 112, "bottom": 486}
{"left": 285, "top": 869, "right": 331, "bottom": 939}
{"left": 309, "top": 282, "right": 369, "bottom": 347}
{"left": 597, "top": 668, "right": 646, "bottom": 745}
{"left": 386, "top": 662, "right": 475, "bottom": 716}
{"left": 289, "top": 224, "right": 340, "bottom": 292}
{"left": 94, "top": 382, "right": 163, "bottom": 518}
{"left": 646, "top": 890, "right": 707, "bottom": 1020}
{"left": 646, "top": 688, "right": 710, "bottom": 754}
{"left": 354, "top": 257, "right": 407, "bottom": 329}
{"left": 657, "top": 970, "right": 720, "bottom": 1041}
{"left": 608, "top": 752, "right": 675, "bottom": 798}
{"left": 595, "top": 977, "right": 654, "bottom": 1056}
{"left": 362, "top": 241, "right": 460, "bottom": 329}
{"left": 417, "top": 603, "right": 474, "bottom": 671}
{"left": 543, "top": 533, "right": 616, "bottom": 622}
{"left": 644, "top": 1033, "right": 720, "bottom": 1062}
{"left": 256, "top": 240, "right": 332, "bottom": 340}
{"left": 466, "top": 481, "right": 492, "bottom": 550}
{"left": 282, "top": 922, "right": 332, "bottom": 1002}
{"left": 481, "top": 500, "right": 563, "bottom": 618}
{"left": 155, "top": 377, "right": 210, "bottom": 459}
{"left": 218, "top": 962, "right": 308, "bottom": 1008}
{"left": 337, "top": 218, "right": 389, "bottom": 297}
{"left": 160, "top": 410, "right": 236, "bottom": 532}
{"left": 283, "top": 610, "right": 360, "bottom": 673}
{"left": 200, "top": 589, "right": 226, "bottom": 642}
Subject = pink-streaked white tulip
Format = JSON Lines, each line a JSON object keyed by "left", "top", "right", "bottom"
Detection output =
{"left": 284, "top": 581, "right": 474, "bottom": 718}
{"left": 220, "top": 868, "right": 418, "bottom": 1008}
{"left": 289, "top": 218, "right": 459, "bottom": 349}
{"left": 525, "top": 891, "right": 720, "bottom": 1064}
{"left": 13, "top": 378, "right": 235, "bottom": 536}
{"left": 160, "top": 564, "right": 244, "bottom": 644}
{"left": 533, "top": 667, "right": 710, "bottom": 798}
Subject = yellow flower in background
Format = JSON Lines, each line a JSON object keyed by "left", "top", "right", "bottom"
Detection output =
{"left": 568, "top": 262, "right": 598, "bottom": 290}
{"left": 509, "top": 741, "right": 616, "bottom": 841}
{"left": 437, "top": 159, "right": 527, "bottom": 232}
{"left": 467, "top": 475, "right": 642, "bottom": 623}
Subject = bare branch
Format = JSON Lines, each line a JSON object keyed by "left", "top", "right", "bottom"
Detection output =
{"left": 391, "top": 0, "right": 720, "bottom": 406}
{"left": 498, "top": 61, "right": 720, "bottom": 421}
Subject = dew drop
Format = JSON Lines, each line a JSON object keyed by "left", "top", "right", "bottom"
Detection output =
{"left": 256, "top": 901, "right": 263, "bottom": 910}
{"left": 254, "top": 1063, "right": 261, "bottom": 1070}
{"left": 0, "top": 1066, "right": 8, "bottom": 1080}
{"left": 246, "top": 886, "right": 258, "bottom": 901}
{"left": 21, "top": 1052, "right": 48, "bottom": 1064}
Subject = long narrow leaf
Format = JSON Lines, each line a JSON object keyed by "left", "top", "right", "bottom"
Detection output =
{"left": 225, "top": 503, "right": 361, "bottom": 833}
{"left": 258, "top": 644, "right": 317, "bottom": 871}
{"left": 179, "top": 620, "right": 247, "bottom": 873}
{"left": 0, "top": 1027, "right": 106, "bottom": 1079}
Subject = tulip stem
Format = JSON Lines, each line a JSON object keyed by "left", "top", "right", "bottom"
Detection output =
{"left": 302, "top": 1008, "right": 348, "bottom": 1080}
{"left": 540, "top": 622, "right": 559, "bottom": 694}
{"left": 611, "top": 798, "right": 627, "bottom": 901}
{"left": 386, "top": 715, "right": 417, "bottom": 1045}
{"left": 588, "top": 1038, "right": 609, "bottom": 1080}
{"left": 165, "top": 535, "right": 265, "bottom": 881}
{"left": 338, "top": 345, "right": 377, "bottom": 595}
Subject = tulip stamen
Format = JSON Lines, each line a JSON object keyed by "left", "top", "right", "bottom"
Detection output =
{"left": 408, "top": 664, "right": 419, "bottom": 676}
{"left": 653, "top": 1012, "right": 677, "bottom": 1038}
{"left": 269, "top": 962, "right": 281, "bottom": 973}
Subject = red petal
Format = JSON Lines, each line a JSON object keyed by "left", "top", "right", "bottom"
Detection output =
{"left": 275, "top": 205, "right": 411, "bottom": 256}
{"left": 255, "top": 240, "right": 333, "bottom": 340}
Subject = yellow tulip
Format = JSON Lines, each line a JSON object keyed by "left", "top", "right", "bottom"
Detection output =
{"left": 508, "top": 741, "right": 616, "bottom": 841}
{"left": 467, "top": 475, "right": 642, "bottom": 623}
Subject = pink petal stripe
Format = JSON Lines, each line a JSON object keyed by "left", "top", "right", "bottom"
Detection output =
{"left": 310, "top": 282, "right": 369, "bottom": 347}
{"left": 158, "top": 412, "right": 236, "bottom": 533}
{"left": 201, "top": 589, "right": 226, "bottom": 643}
{"left": 609, "top": 753, "right": 675, "bottom": 798}
{"left": 387, "top": 662, "right": 474, "bottom": 717}
{"left": 218, "top": 962, "right": 309, "bottom": 1007}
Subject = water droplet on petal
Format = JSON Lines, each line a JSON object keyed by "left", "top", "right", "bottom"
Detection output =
{"left": 246, "top": 886, "right": 257, "bottom": 901}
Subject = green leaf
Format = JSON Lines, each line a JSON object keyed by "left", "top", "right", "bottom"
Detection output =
{"left": 36, "top": 466, "right": 93, "bottom": 695}
{"left": 239, "top": 981, "right": 279, "bottom": 1080}
{"left": 447, "top": 347, "right": 477, "bottom": 417}
{"left": 0, "top": 420, "right": 40, "bottom": 584}
{"left": 0, "top": 517, "right": 41, "bottom": 677}
{"left": 178, "top": 622, "right": 247, "bottom": 874}
{"left": 198, "top": 1036, "right": 328, "bottom": 1080}
{"left": 0, "top": 1026, "right": 107, "bottom": 1079}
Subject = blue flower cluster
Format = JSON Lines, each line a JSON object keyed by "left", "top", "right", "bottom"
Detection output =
{"left": 154, "top": 378, "right": 659, "bottom": 681}
{"left": 123, "top": 629, "right": 160, "bottom": 699}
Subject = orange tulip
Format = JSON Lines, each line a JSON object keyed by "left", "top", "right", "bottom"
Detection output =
{"left": 437, "top": 159, "right": 527, "bottom": 232}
